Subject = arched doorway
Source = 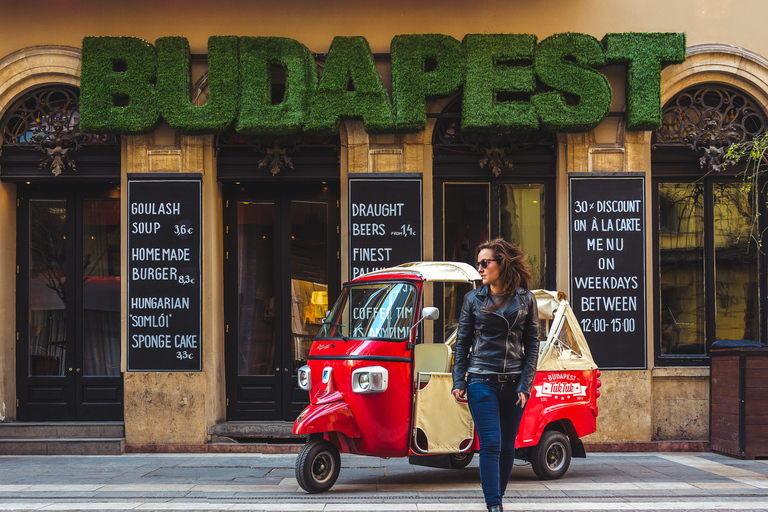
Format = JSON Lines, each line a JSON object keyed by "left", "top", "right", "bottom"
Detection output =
{"left": 1, "top": 84, "right": 122, "bottom": 421}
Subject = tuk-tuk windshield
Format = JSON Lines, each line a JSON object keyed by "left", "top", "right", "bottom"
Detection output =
{"left": 319, "top": 282, "right": 418, "bottom": 340}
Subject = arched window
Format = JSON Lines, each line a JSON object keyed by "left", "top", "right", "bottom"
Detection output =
{"left": 652, "top": 84, "right": 767, "bottom": 365}
{"left": 0, "top": 85, "right": 118, "bottom": 178}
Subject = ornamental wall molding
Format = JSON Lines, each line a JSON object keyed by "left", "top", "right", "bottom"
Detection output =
{"left": 661, "top": 43, "right": 768, "bottom": 109}
{"left": 0, "top": 46, "right": 81, "bottom": 119}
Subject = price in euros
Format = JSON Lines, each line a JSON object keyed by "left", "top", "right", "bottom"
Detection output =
{"left": 174, "top": 224, "right": 193, "bottom": 236}
{"left": 178, "top": 275, "right": 196, "bottom": 285}
{"left": 176, "top": 351, "right": 194, "bottom": 360}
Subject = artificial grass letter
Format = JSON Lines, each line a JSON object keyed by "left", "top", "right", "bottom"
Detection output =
{"left": 80, "top": 37, "right": 160, "bottom": 134}
{"left": 305, "top": 36, "right": 395, "bottom": 135}
{"left": 390, "top": 34, "right": 465, "bottom": 132}
{"left": 462, "top": 34, "right": 539, "bottom": 133}
{"left": 533, "top": 33, "right": 612, "bottom": 132}
{"left": 238, "top": 37, "right": 318, "bottom": 135}
{"left": 602, "top": 33, "right": 686, "bottom": 131}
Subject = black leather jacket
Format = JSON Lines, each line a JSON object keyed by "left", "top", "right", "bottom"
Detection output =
{"left": 452, "top": 285, "right": 539, "bottom": 396}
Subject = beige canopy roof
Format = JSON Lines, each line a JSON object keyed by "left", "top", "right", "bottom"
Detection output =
{"left": 360, "top": 261, "right": 481, "bottom": 283}
{"left": 533, "top": 289, "right": 597, "bottom": 371}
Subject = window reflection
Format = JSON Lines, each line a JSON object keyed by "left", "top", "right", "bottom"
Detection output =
{"left": 319, "top": 283, "right": 418, "bottom": 340}
{"left": 713, "top": 183, "right": 759, "bottom": 342}
{"left": 82, "top": 200, "right": 120, "bottom": 376}
{"left": 237, "top": 202, "right": 275, "bottom": 376}
{"left": 291, "top": 201, "right": 328, "bottom": 372}
{"left": 500, "top": 184, "right": 546, "bottom": 289}
{"left": 658, "top": 183, "right": 705, "bottom": 355}
{"left": 443, "top": 184, "right": 489, "bottom": 339}
{"left": 28, "top": 200, "right": 67, "bottom": 376}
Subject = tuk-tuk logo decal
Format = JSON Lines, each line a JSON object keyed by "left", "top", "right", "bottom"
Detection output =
{"left": 533, "top": 373, "right": 587, "bottom": 398}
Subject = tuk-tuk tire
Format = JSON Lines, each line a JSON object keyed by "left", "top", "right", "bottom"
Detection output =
{"left": 531, "top": 431, "right": 571, "bottom": 480}
{"left": 449, "top": 451, "right": 474, "bottom": 469}
{"left": 296, "top": 438, "right": 341, "bottom": 493}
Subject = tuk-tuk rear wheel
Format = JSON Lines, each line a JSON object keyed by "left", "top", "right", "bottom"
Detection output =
{"left": 295, "top": 438, "right": 341, "bottom": 493}
{"left": 449, "top": 451, "right": 474, "bottom": 469}
{"left": 531, "top": 431, "right": 571, "bottom": 480}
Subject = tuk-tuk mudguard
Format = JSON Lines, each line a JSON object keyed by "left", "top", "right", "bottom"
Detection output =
{"left": 293, "top": 400, "right": 362, "bottom": 439}
{"left": 517, "top": 370, "right": 598, "bottom": 448}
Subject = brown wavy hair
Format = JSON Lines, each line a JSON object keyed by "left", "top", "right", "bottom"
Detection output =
{"left": 476, "top": 238, "right": 532, "bottom": 311}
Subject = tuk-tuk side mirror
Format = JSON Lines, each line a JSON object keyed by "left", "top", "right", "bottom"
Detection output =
{"left": 409, "top": 307, "right": 440, "bottom": 350}
{"left": 422, "top": 307, "right": 439, "bottom": 321}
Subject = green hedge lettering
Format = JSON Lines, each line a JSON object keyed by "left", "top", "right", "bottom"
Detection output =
{"left": 603, "top": 33, "right": 686, "bottom": 131}
{"left": 237, "top": 37, "right": 318, "bottom": 135}
{"left": 390, "top": 34, "right": 465, "bottom": 132}
{"left": 533, "top": 32, "right": 612, "bottom": 133}
{"left": 305, "top": 36, "right": 395, "bottom": 135}
{"left": 80, "top": 36, "right": 160, "bottom": 134}
{"left": 462, "top": 34, "right": 539, "bottom": 133}
{"left": 156, "top": 36, "right": 239, "bottom": 135}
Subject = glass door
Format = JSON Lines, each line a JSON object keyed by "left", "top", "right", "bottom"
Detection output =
{"left": 435, "top": 180, "right": 553, "bottom": 338}
{"left": 17, "top": 185, "right": 122, "bottom": 421}
{"left": 225, "top": 183, "right": 339, "bottom": 421}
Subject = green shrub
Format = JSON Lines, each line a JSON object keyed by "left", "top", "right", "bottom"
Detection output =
{"left": 462, "top": 33, "right": 539, "bottom": 133}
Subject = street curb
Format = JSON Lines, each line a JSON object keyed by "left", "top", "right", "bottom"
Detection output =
{"left": 125, "top": 440, "right": 709, "bottom": 454}
{"left": 125, "top": 443, "right": 304, "bottom": 454}
{"left": 585, "top": 440, "right": 709, "bottom": 452}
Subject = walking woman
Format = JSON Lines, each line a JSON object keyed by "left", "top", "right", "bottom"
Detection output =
{"left": 452, "top": 238, "right": 540, "bottom": 512}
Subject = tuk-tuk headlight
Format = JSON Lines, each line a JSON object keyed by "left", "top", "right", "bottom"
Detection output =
{"left": 297, "top": 365, "right": 311, "bottom": 391}
{"left": 351, "top": 366, "right": 388, "bottom": 394}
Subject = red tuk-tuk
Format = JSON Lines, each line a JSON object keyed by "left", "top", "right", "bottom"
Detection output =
{"left": 293, "top": 262, "right": 601, "bottom": 493}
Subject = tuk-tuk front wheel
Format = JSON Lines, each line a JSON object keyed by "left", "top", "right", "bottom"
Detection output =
{"left": 531, "top": 431, "right": 571, "bottom": 480}
{"left": 296, "top": 438, "right": 341, "bottom": 493}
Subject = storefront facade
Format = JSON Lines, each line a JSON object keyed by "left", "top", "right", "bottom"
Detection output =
{"left": 0, "top": 1, "right": 767, "bottom": 448}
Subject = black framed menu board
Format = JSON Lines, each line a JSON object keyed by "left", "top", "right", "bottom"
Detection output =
{"left": 569, "top": 175, "right": 646, "bottom": 369}
{"left": 349, "top": 176, "right": 422, "bottom": 279}
{"left": 127, "top": 176, "right": 202, "bottom": 371}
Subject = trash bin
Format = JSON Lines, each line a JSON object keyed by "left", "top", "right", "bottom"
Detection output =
{"left": 710, "top": 340, "right": 768, "bottom": 459}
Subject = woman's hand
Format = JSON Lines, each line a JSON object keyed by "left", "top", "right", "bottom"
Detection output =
{"left": 516, "top": 391, "right": 527, "bottom": 408}
{"left": 452, "top": 388, "right": 466, "bottom": 401}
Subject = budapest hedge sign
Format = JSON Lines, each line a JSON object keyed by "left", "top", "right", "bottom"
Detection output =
{"left": 79, "top": 32, "right": 685, "bottom": 136}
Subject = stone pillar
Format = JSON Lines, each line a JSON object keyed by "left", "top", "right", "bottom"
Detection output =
{"left": 122, "top": 126, "right": 224, "bottom": 446}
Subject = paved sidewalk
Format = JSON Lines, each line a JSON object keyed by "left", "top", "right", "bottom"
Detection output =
{"left": 0, "top": 451, "right": 767, "bottom": 511}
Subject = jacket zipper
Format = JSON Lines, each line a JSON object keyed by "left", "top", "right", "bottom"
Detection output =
{"left": 492, "top": 301, "right": 521, "bottom": 373}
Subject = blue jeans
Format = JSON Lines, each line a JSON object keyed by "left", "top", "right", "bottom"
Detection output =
{"left": 466, "top": 374, "right": 526, "bottom": 508}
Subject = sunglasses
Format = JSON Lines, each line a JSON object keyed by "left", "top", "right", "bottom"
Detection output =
{"left": 476, "top": 258, "right": 500, "bottom": 269}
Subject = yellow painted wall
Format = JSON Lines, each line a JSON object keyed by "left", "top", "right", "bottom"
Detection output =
{"left": 0, "top": 0, "right": 766, "bottom": 57}
{"left": 0, "top": 182, "right": 16, "bottom": 423}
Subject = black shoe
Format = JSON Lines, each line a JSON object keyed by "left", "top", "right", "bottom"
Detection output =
{"left": 488, "top": 506, "right": 503, "bottom": 512}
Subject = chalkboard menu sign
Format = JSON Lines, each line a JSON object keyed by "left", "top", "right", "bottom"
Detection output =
{"left": 349, "top": 177, "right": 422, "bottom": 279}
{"left": 569, "top": 176, "right": 646, "bottom": 369}
{"left": 127, "top": 177, "right": 202, "bottom": 371}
